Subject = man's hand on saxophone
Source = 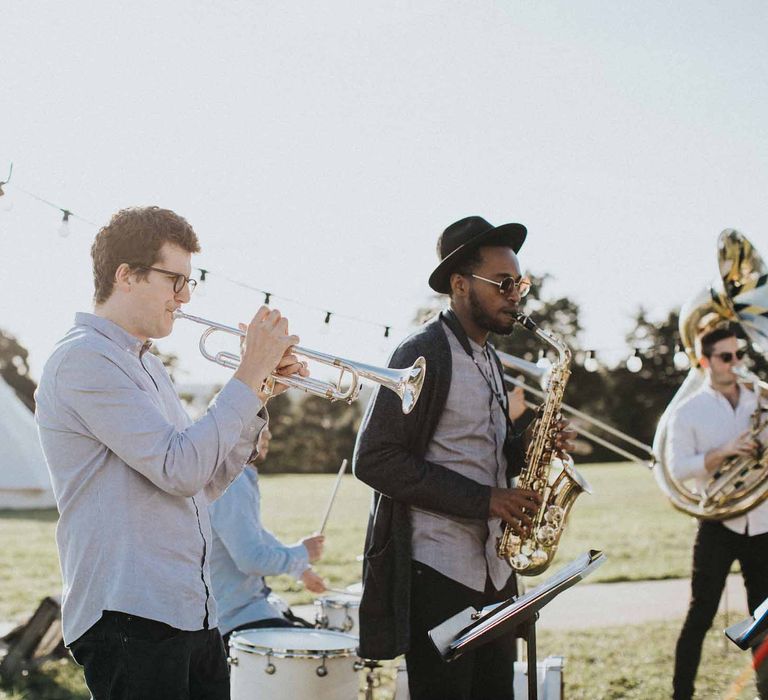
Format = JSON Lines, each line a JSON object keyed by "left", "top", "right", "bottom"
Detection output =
{"left": 489, "top": 487, "right": 542, "bottom": 537}
{"left": 553, "top": 417, "right": 577, "bottom": 459}
{"left": 523, "top": 415, "right": 578, "bottom": 460}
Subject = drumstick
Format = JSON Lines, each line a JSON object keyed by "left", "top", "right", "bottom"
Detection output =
{"left": 319, "top": 458, "right": 348, "bottom": 535}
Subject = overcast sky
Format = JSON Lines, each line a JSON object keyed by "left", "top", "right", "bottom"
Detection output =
{"left": 2, "top": 1, "right": 768, "bottom": 386}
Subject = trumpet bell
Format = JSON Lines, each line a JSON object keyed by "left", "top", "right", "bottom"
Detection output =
{"left": 377, "top": 355, "right": 426, "bottom": 415}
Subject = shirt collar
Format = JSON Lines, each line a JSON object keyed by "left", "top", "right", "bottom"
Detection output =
{"left": 74, "top": 312, "right": 153, "bottom": 357}
{"left": 702, "top": 378, "right": 748, "bottom": 409}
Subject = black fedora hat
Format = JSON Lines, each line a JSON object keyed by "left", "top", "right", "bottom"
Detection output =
{"left": 428, "top": 216, "right": 527, "bottom": 294}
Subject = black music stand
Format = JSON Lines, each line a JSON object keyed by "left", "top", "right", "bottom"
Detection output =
{"left": 725, "top": 596, "right": 768, "bottom": 650}
{"left": 429, "top": 550, "right": 606, "bottom": 700}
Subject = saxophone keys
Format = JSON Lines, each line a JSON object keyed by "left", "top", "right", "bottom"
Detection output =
{"left": 511, "top": 553, "right": 531, "bottom": 570}
{"left": 535, "top": 524, "right": 557, "bottom": 546}
{"left": 544, "top": 505, "right": 565, "bottom": 525}
{"left": 530, "top": 549, "right": 549, "bottom": 567}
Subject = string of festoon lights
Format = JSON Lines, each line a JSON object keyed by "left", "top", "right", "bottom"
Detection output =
{"left": 0, "top": 162, "right": 686, "bottom": 373}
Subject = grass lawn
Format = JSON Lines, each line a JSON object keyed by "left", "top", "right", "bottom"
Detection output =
{"left": 258, "top": 462, "right": 701, "bottom": 604}
{"left": 0, "top": 463, "right": 750, "bottom": 699}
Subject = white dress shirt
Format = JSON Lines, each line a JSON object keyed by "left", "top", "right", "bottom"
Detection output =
{"left": 667, "top": 381, "right": 768, "bottom": 535}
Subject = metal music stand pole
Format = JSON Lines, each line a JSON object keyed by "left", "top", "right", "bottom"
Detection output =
{"left": 525, "top": 616, "right": 538, "bottom": 700}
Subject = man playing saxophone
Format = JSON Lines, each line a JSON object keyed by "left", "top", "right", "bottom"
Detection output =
{"left": 353, "top": 216, "right": 576, "bottom": 700}
{"left": 667, "top": 325, "right": 768, "bottom": 700}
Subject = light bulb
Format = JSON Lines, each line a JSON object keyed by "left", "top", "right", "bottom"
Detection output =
{"left": 584, "top": 352, "right": 599, "bottom": 373}
{"left": 57, "top": 210, "right": 72, "bottom": 238}
{"left": 673, "top": 350, "right": 690, "bottom": 371}
{"left": 626, "top": 353, "right": 643, "bottom": 373}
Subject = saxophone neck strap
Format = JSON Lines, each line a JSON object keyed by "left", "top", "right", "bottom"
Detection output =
{"left": 440, "top": 308, "right": 515, "bottom": 434}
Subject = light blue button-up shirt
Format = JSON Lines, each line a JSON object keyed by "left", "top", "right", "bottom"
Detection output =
{"left": 35, "top": 313, "right": 267, "bottom": 644}
{"left": 210, "top": 467, "right": 309, "bottom": 634}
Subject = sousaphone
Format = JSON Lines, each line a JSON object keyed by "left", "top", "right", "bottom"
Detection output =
{"left": 653, "top": 229, "right": 768, "bottom": 519}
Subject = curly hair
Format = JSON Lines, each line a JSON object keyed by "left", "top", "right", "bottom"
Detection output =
{"left": 91, "top": 206, "right": 201, "bottom": 304}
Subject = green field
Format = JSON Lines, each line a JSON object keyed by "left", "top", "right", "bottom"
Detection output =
{"left": 0, "top": 463, "right": 755, "bottom": 699}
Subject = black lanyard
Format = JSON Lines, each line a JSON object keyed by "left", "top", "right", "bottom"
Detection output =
{"left": 440, "top": 309, "right": 516, "bottom": 436}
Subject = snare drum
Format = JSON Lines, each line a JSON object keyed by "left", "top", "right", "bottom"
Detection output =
{"left": 228, "top": 628, "right": 361, "bottom": 700}
{"left": 314, "top": 593, "right": 361, "bottom": 634}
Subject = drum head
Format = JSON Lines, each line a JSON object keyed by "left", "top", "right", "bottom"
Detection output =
{"left": 230, "top": 627, "right": 358, "bottom": 657}
{"left": 345, "top": 582, "right": 363, "bottom": 595}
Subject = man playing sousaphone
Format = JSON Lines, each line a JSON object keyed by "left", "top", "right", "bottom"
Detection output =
{"left": 666, "top": 324, "right": 768, "bottom": 700}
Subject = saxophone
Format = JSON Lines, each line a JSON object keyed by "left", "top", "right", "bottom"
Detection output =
{"left": 496, "top": 312, "right": 592, "bottom": 576}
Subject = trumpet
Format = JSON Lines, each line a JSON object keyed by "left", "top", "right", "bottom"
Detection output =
{"left": 173, "top": 310, "right": 426, "bottom": 414}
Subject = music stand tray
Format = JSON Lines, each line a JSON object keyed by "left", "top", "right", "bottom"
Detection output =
{"left": 429, "top": 550, "right": 605, "bottom": 700}
{"left": 726, "top": 596, "right": 768, "bottom": 650}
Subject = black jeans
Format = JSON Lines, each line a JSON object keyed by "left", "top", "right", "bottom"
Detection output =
{"left": 673, "top": 521, "right": 768, "bottom": 700}
{"left": 406, "top": 561, "right": 518, "bottom": 700}
{"left": 69, "top": 611, "right": 230, "bottom": 700}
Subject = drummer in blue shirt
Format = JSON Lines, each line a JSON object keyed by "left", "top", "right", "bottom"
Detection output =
{"left": 210, "top": 428, "right": 327, "bottom": 645}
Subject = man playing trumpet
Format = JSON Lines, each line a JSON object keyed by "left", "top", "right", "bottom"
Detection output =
{"left": 35, "top": 206, "right": 305, "bottom": 700}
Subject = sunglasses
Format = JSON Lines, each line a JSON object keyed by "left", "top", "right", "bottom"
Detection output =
{"left": 709, "top": 349, "right": 746, "bottom": 363}
{"left": 469, "top": 274, "right": 532, "bottom": 298}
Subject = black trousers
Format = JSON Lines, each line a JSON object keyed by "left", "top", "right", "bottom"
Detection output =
{"left": 69, "top": 611, "right": 230, "bottom": 700}
{"left": 673, "top": 521, "right": 768, "bottom": 700}
{"left": 406, "top": 561, "right": 518, "bottom": 700}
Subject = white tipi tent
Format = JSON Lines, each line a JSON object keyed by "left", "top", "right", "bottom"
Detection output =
{"left": 0, "top": 377, "right": 56, "bottom": 509}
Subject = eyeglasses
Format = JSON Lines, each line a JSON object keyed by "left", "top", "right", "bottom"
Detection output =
{"left": 132, "top": 265, "right": 198, "bottom": 294}
{"left": 709, "top": 349, "right": 746, "bottom": 363}
{"left": 469, "top": 274, "right": 531, "bottom": 298}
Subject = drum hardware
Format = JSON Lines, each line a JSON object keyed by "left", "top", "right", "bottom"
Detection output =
{"left": 361, "top": 659, "right": 382, "bottom": 700}
{"left": 314, "top": 593, "right": 360, "bottom": 634}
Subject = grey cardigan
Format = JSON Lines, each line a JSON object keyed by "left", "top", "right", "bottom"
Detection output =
{"left": 352, "top": 312, "right": 526, "bottom": 660}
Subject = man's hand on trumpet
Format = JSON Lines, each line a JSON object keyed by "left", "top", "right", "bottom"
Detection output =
{"left": 233, "top": 306, "right": 303, "bottom": 400}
